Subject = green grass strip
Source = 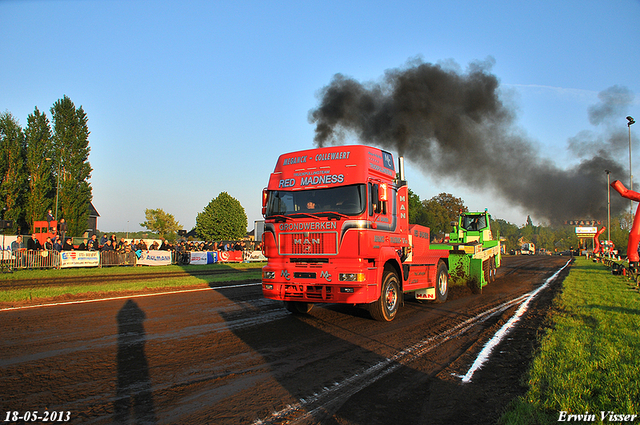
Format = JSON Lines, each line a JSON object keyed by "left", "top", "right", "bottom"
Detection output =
{"left": 0, "top": 269, "right": 263, "bottom": 303}
{"left": 501, "top": 258, "right": 640, "bottom": 424}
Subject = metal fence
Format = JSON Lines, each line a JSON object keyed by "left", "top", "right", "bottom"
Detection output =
{"left": 0, "top": 248, "right": 262, "bottom": 272}
{"left": 1, "top": 249, "right": 61, "bottom": 271}
{"left": 99, "top": 251, "right": 139, "bottom": 267}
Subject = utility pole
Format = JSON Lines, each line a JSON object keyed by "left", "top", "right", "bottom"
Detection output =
{"left": 628, "top": 116, "right": 635, "bottom": 217}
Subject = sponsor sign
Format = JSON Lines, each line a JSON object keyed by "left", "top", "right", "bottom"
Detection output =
{"left": 137, "top": 250, "right": 172, "bottom": 266}
{"left": 245, "top": 250, "right": 267, "bottom": 262}
{"left": 566, "top": 220, "right": 602, "bottom": 226}
{"left": 575, "top": 226, "right": 598, "bottom": 235}
{"left": 60, "top": 251, "right": 100, "bottom": 268}
{"left": 217, "top": 250, "right": 244, "bottom": 263}
{"left": 189, "top": 251, "right": 218, "bottom": 265}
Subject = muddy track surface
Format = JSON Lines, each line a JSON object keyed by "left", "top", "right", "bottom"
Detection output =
{"left": 0, "top": 255, "right": 571, "bottom": 424}
{"left": 0, "top": 267, "right": 262, "bottom": 290}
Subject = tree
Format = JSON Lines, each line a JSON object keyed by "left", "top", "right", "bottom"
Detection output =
{"left": 24, "top": 107, "right": 55, "bottom": 229}
{"left": 196, "top": 192, "right": 248, "bottom": 241}
{"left": 423, "top": 192, "right": 468, "bottom": 235}
{"left": 407, "top": 188, "right": 428, "bottom": 226}
{"left": 0, "top": 112, "right": 27, "bottom": 233}
{"left": 422, "top": 198, "right": 451, "bottom": 234}
{"left": 610, "top": 213, "right": 631, "bottom": 255}
{"left": 140, "top": 208, "right": 182, "bottom": 241}
{"left": 51, "top": 96, "right": 93, "bottom": 237}
{"left": 431, "top": 193, "right": 468, "bottom": 224}
{"left": 492, "top": 218, "right": 520, "bottom": 252}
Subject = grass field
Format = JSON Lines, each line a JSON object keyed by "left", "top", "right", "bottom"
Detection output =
{"left": 0, "top": 262, "right": 264, "bottom": 304}
{"left": 501, "top": 257, "right": 640, "bottom": 424}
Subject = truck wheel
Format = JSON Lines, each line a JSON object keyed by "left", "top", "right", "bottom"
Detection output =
{"left": 483, "top": 259, "right": 490, "bottom": 285}
{"left": 434, "top": 261, "right": 448, "bottom": 303}
{"left": 490, "top": 256, "right": 497, "bottom": 282}
{"left": 369, "top": 269, "right": 400, "bottom": 321}
{"left": 284, "top": 301, "right": 314, "bottom": 315}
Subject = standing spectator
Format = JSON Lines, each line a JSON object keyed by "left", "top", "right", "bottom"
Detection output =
{"left": 149, "top": 240, "right": 159, "bottom": 250}
{"left": 46, "top": 210, "right": 54, "bottom": 232}
{"left": 58, "top": 218, "right": 68, "bottom": 242}
{"left": 87, "top": 234, "right": 98, "bottom": 251}
{"left": 11, "top": 235, "right": 24, "bottom": 252}
{"left": 44, "top": 237, "right": 54, "bottom": 250}
{"left": 78, "top": 239, "right": 87, "bottom": 251}
{"left": 137, "top": 239, "right": 148, "bottom": 251}
{"left": 63, "top": 237, "right": 74, "bottom": 251}
{"left": 117, "top": 238, "right": 127, "bottom": 253}
{"left": 10, "top": 236, "right": 25, "bottom": 267}
{"left": 100, "top": 240, "right": 113, "bottom": 252}
{"left": 53, "top": 236, "right": 62, "bottom": 252}
{"left": 27, "top": 234, "right": 42, "bottom": 251}
{"left": 110, "top": 234, "right": 117, "bottom": 248}
{"left": 100, "top": 233, "right": 108, "bottom": 246}
{"left": 130, "top": 239, "right": 137, "bottom": 252}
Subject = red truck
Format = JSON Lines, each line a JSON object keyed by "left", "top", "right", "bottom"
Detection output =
{"left": 261, "top": 145, "right": 451, "bottom": 321}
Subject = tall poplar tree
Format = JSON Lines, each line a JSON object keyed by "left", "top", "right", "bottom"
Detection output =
{"left": 0, "top": 112, "right": 28, "bottom": 233}
{"left": 50, "top": 96, "right": 93, "bottom": 237}
{"left": 24, "top": 107, "right": 55, "bottom": 228}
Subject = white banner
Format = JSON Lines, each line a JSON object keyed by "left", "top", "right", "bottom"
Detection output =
{"left": 137, "top": 250, "right": 172, "bottom": 266}
{"left": 244, "top": 250, "right": 267, "bottom": 262}
{"left": 60, "top": 251, "right": 100, "bottom": 268}
{"left": 190, "top": 251, "right": 209, "bottom": 265}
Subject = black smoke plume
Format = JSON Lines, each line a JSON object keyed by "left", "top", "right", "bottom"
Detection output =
{"left": 309, "top": 58, "right": 633, "bottom": 224}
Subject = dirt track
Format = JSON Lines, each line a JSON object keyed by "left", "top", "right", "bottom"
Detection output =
{"left": 0, "top": 255, "right": 571, "bottom": 424}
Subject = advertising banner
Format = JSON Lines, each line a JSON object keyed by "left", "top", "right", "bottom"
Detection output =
{"left": 217, "top": 250, "right": 244, "bottom": 263}
{"left": 244, "top": 250, "right": 267, "bottom": 262}
{"left": 190, "top": 251, "right": 209, "bottom": 265}
{"left": 60, "top": 251, "right": 100, "bottom": 268}
{"left": 189, "top": 251, "right": 218, "bottom": 265}
{"left": 208, "top": 251, "right": 218, "bottom": 264}
{"left": 137, "top": 250, "right": 172, "bottom": 266}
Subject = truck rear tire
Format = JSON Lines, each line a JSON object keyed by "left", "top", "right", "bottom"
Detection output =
{"left": 369, "top": 269, "right": 400, "bottom": 321}
{"left": 284, "top": 301, "right": 314, "bottom": 315}
{"left": 434, "top": 261, "right": 448, "bottom": 303}
{"left": 490, "top": 256, "right": 497, "bottom": 282}
{"left": 483, "top": 259, "right": 490, "bottom": 285}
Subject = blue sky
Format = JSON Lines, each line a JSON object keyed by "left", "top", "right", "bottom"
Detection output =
{"left": 2, "top": 0, "right": 639, "bottom": 232}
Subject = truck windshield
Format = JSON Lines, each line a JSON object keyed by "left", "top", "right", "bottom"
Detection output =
{"left": 462, "top": 215, "right": 487, "bottom": 231}
{"left": 266, "top": 184, "right": 366, "bottom": 217}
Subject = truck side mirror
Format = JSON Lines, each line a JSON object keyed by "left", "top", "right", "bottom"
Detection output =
{"left": 262, "top": 189, "right": 268, "bottom": 216}
{"left": 378, "top": 183, "right": 387, "bottom": 201}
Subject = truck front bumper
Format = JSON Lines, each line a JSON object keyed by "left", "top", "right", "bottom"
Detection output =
{"left": 262, "top": 264, "right": 378, "bottom": 304}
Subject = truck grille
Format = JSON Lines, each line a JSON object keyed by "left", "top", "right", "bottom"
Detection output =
{"left": 278, "top": 232, "right": 338, "bottom": 255}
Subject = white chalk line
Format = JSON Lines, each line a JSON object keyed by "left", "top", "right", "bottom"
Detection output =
{"left": 255, "top": 292, "right": 536, "bottom": 425}
{"left": 0, "top": 282, "right": 262, "bottom": 312}
{"left": 456, "top": 259, "right": 572, "bottom": 383}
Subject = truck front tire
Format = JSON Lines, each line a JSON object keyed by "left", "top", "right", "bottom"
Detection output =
{"left": 369, "top": 269, "right": 400, "bottom": 321}
{"left": 284, "top": 301, "right": 314, "bottom": 315}
{"left": 434, "top": 261, "right": 448, "bottom": 303}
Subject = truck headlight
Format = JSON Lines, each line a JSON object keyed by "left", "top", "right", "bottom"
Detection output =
{"left": 339, "top": 273, "right": 365, "bottom": 282}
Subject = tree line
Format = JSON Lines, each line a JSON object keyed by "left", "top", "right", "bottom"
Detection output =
{"left": 0, "top": 96, "right": 92, "bottom": 237}
{"left": 140, "top": 192, "right": 248, "bottom": 242}
{"left": 408, "top": 189, "right": 632, "bottom": 255}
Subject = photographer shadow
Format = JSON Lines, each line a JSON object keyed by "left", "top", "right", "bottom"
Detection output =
{"left": 113, "top": 300, "right": 157, "bottom": 424}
